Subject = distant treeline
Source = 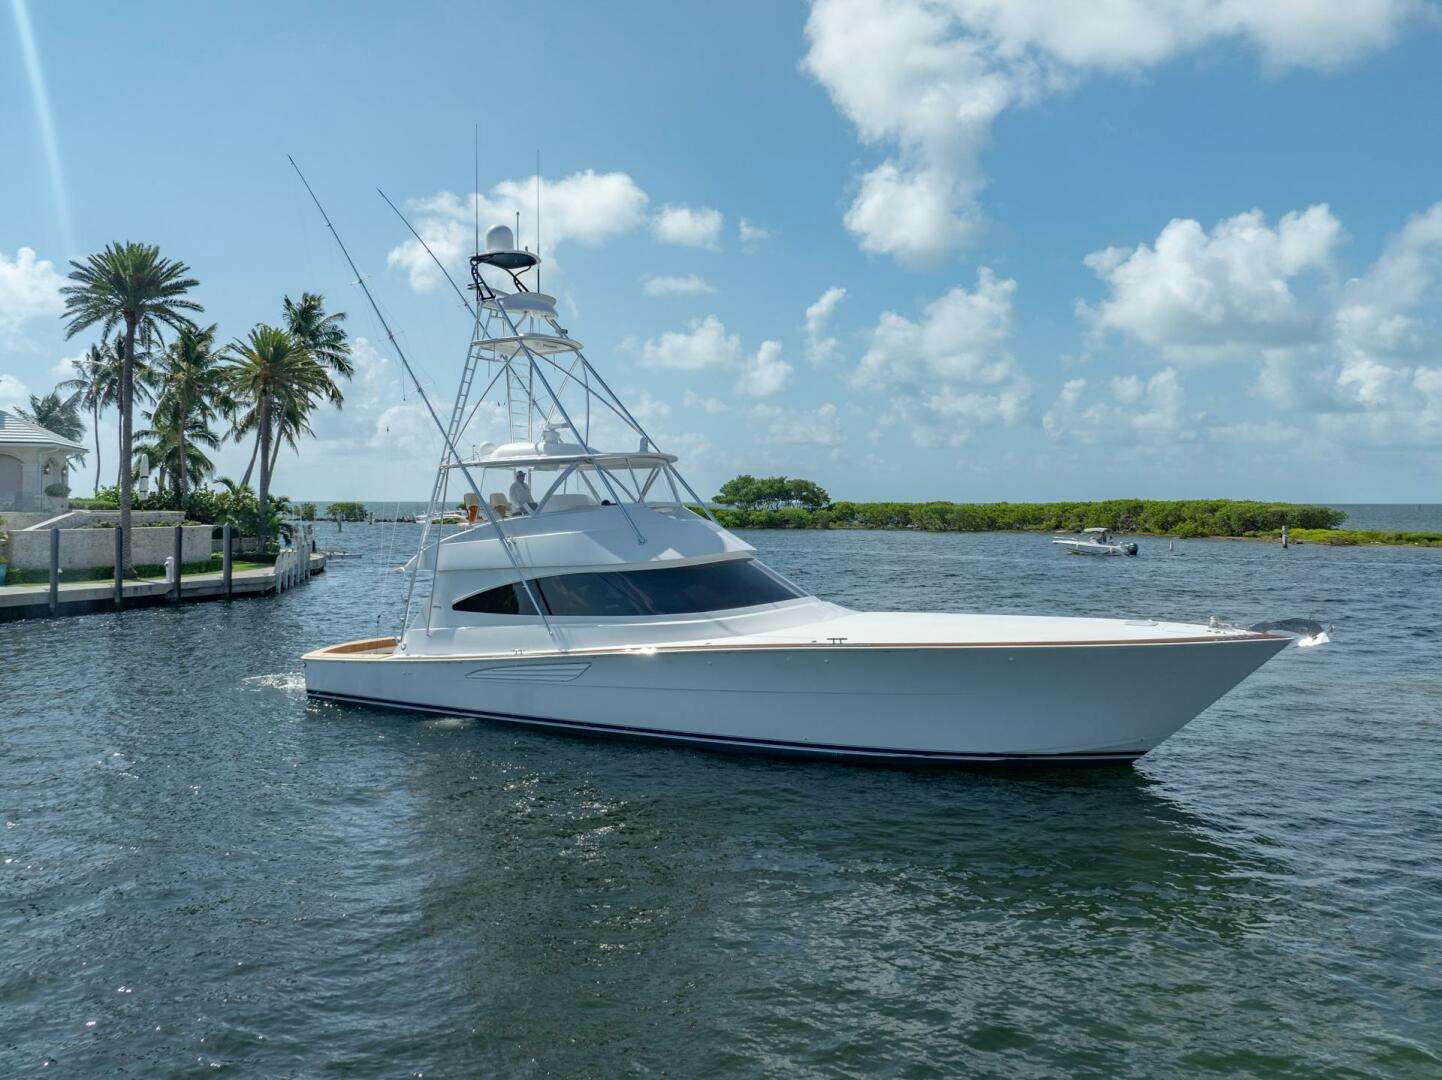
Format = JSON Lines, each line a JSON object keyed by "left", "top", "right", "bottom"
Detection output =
{"left": 1287, "top": 527, "right": 1442, "bottom": 548}
{"left": 705, "top": 499, "right": 1348, "bottom": 537}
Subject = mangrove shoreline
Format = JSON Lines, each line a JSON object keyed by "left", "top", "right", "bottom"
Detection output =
{"left": 703, "top": 499, "right": 1442, "bottom": 548}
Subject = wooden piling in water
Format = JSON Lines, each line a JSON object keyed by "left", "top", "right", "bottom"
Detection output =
{"left": 222, "top": 524, "right": 233, "bottom": 598}
{"left": 48, "top": 527, "right": 59, "bottom": 615}
{"left": 113, "top": 525, "right": 123, "bottom": 609}
{"left": 172, "top": 525, "right": 183, "bottom": 601}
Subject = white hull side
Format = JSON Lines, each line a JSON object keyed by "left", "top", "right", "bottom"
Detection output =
{"left": 304, "top": 637, "right": 1287, "bottom": 763}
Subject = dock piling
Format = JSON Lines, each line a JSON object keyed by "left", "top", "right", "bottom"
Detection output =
{"left": 172, "top": 525, "right": 183, "bottom": 601}
{"left": 48, "top": 527, "right": 59, "bottom": 615}
{"left": 113, "top": 525, "right": 123, "bottom": 609}
{"left": 222, "top": 524, "right": 233, "bottom": 598}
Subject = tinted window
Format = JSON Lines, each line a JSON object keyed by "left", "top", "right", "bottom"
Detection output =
{"left": 452, "top": 581, "right": 538, "bottom": 615}
{"left": 534, "top": 571, "right": 640, "bottom": 618}
{"left": 538, "top": 560, "right": 799, "bottom": 617}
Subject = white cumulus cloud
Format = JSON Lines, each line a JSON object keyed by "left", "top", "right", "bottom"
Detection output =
{"left": 736, "top": 340, "right": 793, "bottom": 398}
{"left": 750, "top": 402, "right": 843, "bottom": 446}
{"left": 0, "top": 373, "right": 30, "bottom": 408}
{"left": 1043, "top": 368, "right": 1188, "bottom": 444}
{"left": 1079, "top": 204, "right": 1343, "bottom": 360}
{"left": 639, "top": 314, "right": 742, "bottom": 371}
{"left": 653, "top": 205, "right": 724, "bottom": 250}
{"left": 370, "top": 403, "right": 441, "bottom": 457}
{"left": 852, "top": 268, "right": 1032, "bottom": 445}
{"left": 0, "top": 247, "right": 65, "bottom": 341}
{"left": 682, "top": 390, "right": 729, "bottom": 414}
{"left": 642, "top": 273, "right": 717, "bottom": 297}
{"left": 738, "top": 218, "right": 773, "bottom": 246}
{"left": 804, "top": 285, "right": 847, "bottom": 365}
{"left": 802, "top": 0, "right": 1423, "bottom": 265}
{"left": 1081, "top": 199, "right": 1442, "bottom": 449}
{"left": 1334, "top": 202, "right": 1442, "bottom": 359}
{"left": 388, "top": 170, "right": 650, "bottom": 292}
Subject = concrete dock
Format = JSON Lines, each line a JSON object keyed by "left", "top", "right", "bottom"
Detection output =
{"left": 0, "top": 552, "right": 327, "bottom": 621}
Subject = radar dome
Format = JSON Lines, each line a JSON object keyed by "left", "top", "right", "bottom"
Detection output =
{"left": 485, "top": 224, "right": 516, "bottom": 252}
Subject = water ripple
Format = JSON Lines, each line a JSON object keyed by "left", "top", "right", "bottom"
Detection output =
{"left": 2, "top": 518, "right": 1440, "bottom": 1075}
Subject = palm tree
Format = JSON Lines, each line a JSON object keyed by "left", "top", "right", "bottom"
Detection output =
{"left": 58, "top": 342, "right": 121, "bottom": 494}
{"left": 118, "top": 334, "right": 162, "bottom": 489}
{"left": 238, "top": 292, "right": 351, "bottom": 486}
{"left": 134, "top": 411, "right": 220, "bottom": 497}
{"left": 233, "top": 390, "right": 320, "bottom": 487}
{"left": 223, "top": 325, "right": 331, "bottom": 547}
{"left": 284, "top": 292, "right": 353, "bottom": 385}
{"left": 17, "top": 390, "right": 85, "bottom": 442}
{"left": 61, "top": 243, "right": 201, "bottom": 572}
{"left": 151, "top": 323, "right": 226, "bottom": 504}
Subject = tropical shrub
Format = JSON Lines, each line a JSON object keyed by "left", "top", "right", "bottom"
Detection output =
{"left": 328, "top": 500, "right": 368, "bottom": 522}
{"left": 715, "top": 475, "right": 831, "bottom": 511}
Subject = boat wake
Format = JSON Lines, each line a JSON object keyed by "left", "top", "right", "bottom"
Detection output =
{"left": 1249, "top": 619, "right": 1333, "bottom": 648}
{"left": 242, "top": 672, "right": 307, "bottom": 693}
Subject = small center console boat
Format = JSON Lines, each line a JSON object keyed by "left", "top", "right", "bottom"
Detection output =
{"left": 1052, "top": 527, "right": 1138, "bottom": 556}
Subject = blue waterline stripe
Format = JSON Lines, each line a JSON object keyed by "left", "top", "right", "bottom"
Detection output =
{"left": 306, "top": 689, "right": 1144, "bottom": 763}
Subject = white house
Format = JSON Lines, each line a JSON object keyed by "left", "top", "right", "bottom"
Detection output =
{"left": 0, "top": 408, "right": 87, "bottom": 513}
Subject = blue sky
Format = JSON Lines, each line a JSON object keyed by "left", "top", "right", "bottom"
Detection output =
{"left": 3, "top": 0, "right": 1441, "bottom": 503}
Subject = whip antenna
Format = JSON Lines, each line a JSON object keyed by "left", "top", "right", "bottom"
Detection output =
{"left": 536, "top": 149, "right": 541, "bottom": 293}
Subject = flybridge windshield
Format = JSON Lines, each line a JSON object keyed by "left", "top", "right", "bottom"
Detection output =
{"left": 453, "top": 560, "right": 802, "bottom": 618}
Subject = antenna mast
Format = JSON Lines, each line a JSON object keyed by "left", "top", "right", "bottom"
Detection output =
{"left": 536, "top": 150, "right": 541, "bottom": 293}
{"left": 473, "top": 123, "right": 479, "bottom": 256}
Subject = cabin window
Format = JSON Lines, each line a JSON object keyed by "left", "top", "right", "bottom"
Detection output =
{"left": 452, "top": 561, "right": 800, "bottom": 618}
{"left": 452, "top": 581, "right": 539, "bottom": 615}
{"left": 537, "top": 560, "right": 800, "bottom": 617}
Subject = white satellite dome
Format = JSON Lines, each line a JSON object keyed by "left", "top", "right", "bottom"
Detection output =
{"left": 476, "top": 222, "right": 539, "bottom": 271}
{"left": 484, "top": 223, "right": 516, "bottom": 253}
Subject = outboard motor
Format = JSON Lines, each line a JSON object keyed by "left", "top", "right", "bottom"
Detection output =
{"left": 1124, "top": 542, "right": 1139, "bottom": 556}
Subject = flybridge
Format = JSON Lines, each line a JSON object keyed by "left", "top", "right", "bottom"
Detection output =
{"left": 397, "top": 218, "right": 722, "bottom": 642}
{"left": 294, "top": 160, "right": 716, "bottom": 647}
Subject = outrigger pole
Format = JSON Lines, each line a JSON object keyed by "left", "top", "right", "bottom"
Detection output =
{"left": 287, "top": 156, "right": 562, "bottom": 651}
{"left": 376, "top": 187, "right": 474, "bottom": 317}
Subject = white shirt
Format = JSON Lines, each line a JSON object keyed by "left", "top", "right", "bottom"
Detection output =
{"left": 509, "top": 476, "right": 535, "bottom": 512}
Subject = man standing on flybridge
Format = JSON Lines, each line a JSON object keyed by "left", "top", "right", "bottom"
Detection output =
{"left": 509, "top": 470, "right": 537, "bottom": 514}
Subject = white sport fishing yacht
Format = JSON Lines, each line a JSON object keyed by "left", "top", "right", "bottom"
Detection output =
{"left": 302, "top": 212, "right": 1305, "bottom": 764}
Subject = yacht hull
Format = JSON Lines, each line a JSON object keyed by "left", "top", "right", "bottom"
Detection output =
{"left": 303, "top": 635, "right": 1288, "bottom": 764}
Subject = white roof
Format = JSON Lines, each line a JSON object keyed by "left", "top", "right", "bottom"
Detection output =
{"left": 0, "top": 409, "right": 86, "bottom": 453}
{"left": 448, "top": 450, "right": 677, "bottom": 472}
{"left": 481, "top": 291, "right": 557, "bottom": 319}
{"left": 473, "top": 333, "right": 583, "bottom": 358}
{"left": 448, "top": 432, "right": 675, "bottom": 472}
